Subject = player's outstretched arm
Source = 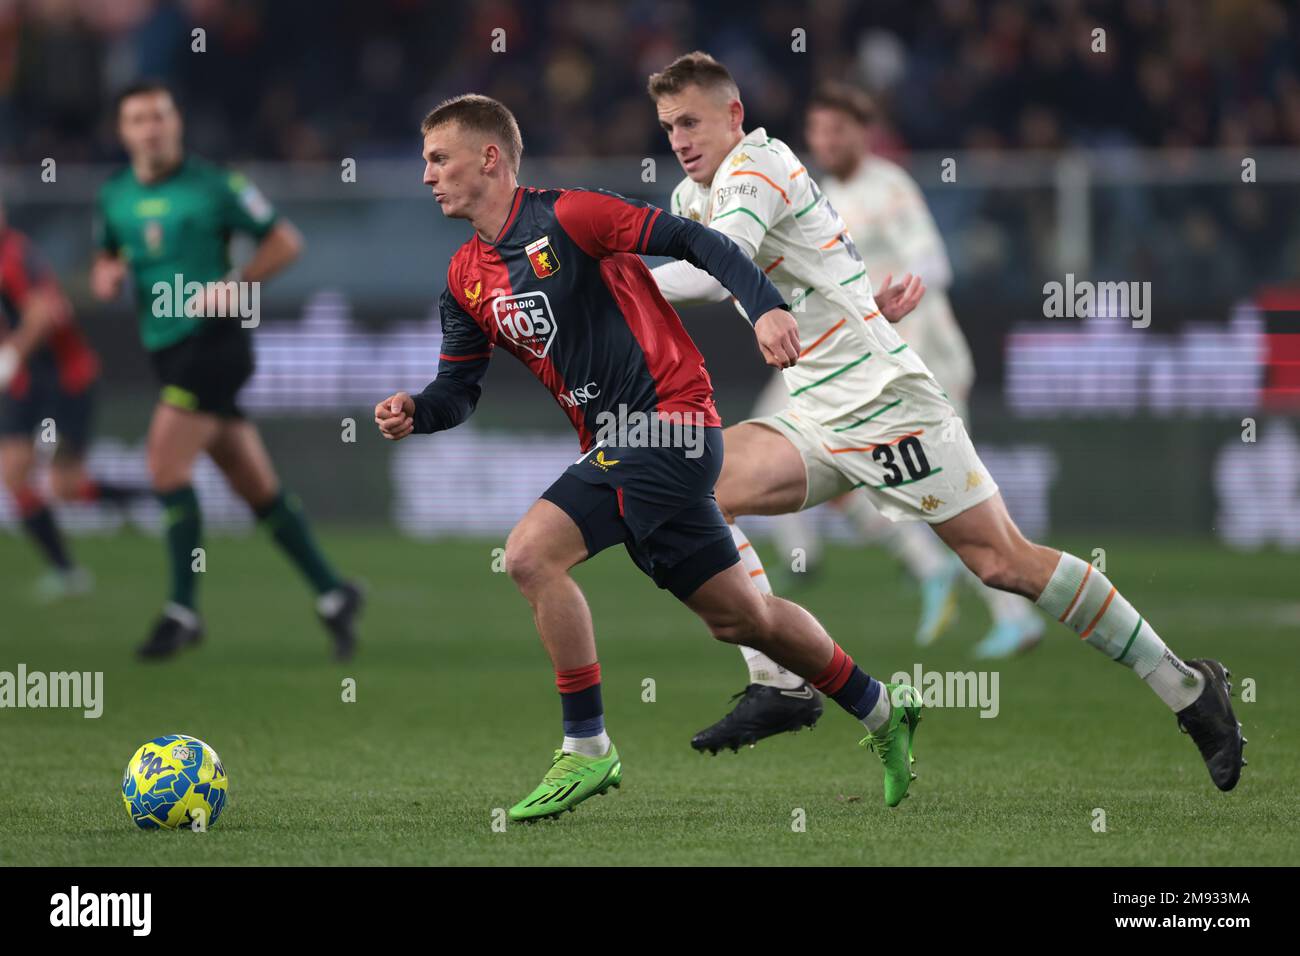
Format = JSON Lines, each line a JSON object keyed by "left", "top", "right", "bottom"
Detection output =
{"left": 645, "top": 211, "right": 785, "bottom": 321}
{"left": 406, "top": 363, "right": 486, "bottom": 435}
{"left": 555, "top": 189, "right": 785, "bottom": 319}
{"left": 374, "top": 362, "right": 487, "bottom": 440}
{"left": 650, "top": 259, "right": 730, "bottom": 305}
{"left": 381, "top": 286, "right": 493, "bottom": 440}
{"left": 554, "top": 189, "right": 796, "bottom": 366}
{"left": 648, "top": 213, "right": 801, "bottom": 367}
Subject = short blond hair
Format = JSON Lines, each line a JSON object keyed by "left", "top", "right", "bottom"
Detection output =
{"left": 647, "top": 51, "right": 739, "bottom": 102}
{"left": 421, "top": 93, "right": 523, "bottom": 172}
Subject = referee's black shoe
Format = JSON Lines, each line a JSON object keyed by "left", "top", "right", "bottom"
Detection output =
{"left": 137, "top": 605, "right": 203, "bottom": 661}
{"left": 317, "top": 580, "right": 364, "bottom": 662}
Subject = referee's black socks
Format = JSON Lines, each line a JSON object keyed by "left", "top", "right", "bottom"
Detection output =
{"left": 254, "top": 490, "right": 342, "bottom": 595}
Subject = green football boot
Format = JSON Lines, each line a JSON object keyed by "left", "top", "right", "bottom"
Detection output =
{"left": 508, "top": 744, "right": 622, "bottom": 822}
{"left": 860, "top": 683, "right": 923, "bottom": 807}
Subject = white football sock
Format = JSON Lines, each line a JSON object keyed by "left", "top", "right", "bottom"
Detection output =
{"left": 562, "top": 730, "right": 611, "bottom": 757}
{"left": 1035, "top": 552, "right": 1205, "bottom": 711}
{"left": 1145, "top": 650, "right": 1208, "bottom": 713}
{"left": 730, "top": 524, "right": 804, "bottom": 690}
{"left": 772, "top": 511, "right": 821, "bottom": 571}
{"left": 163, "top": 601, "right": 200, "bottom": 628}
{"left": 861, "top": 681, "right": 892, "bottom": 733}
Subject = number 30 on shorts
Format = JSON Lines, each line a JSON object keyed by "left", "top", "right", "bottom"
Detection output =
{"left": 872, "top": 435, "right": 932, "bottom": 487}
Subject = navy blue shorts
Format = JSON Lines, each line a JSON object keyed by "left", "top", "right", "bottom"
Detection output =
{"left": 540, "top": 426, "right": 739, "bottom": 601}
{"left": 0, "top": 376, "right": 94, "bottom": 457}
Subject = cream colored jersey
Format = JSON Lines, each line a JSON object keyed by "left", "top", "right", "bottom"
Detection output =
{"left": 668, "top": 128, "right": 933, "bottom": 422}
{"left": 822, "top": 155, "right": 974, "bottom": 403}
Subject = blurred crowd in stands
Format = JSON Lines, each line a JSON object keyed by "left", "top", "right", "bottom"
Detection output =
{"left": 3, "top": 0, "right": 1298, "bottom": 163}
{"left": 3, "top": 0, "right": 1297, "bottom": 308}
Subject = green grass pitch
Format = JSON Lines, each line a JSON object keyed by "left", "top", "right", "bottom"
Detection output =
{"left": 1, "top": 530, "right": 1295, "bottom": 865}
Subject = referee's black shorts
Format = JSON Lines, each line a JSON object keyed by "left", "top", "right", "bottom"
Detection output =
{"left": 149, "top": 322, "right": 254, "bottom": 419}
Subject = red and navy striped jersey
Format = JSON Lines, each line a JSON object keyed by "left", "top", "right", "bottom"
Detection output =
{"left": 412, "top": 187, "right": 786, "bottom": 449}
{"left": 0, "top": 227, "right": 99, "bottom": 398}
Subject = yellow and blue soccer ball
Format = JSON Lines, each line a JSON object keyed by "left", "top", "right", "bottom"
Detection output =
{"left": 121, "top": 734, "right": 228, "bottom": 830}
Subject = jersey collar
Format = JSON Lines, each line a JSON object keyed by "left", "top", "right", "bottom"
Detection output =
{"left": 483, "top": 186, "right": 526, "bottom": 246}
{"left": 713, "top": 127, "right": 768, "bottom": 185}
{"left": 131, "top": 155, "right": 188, "bottom": 189}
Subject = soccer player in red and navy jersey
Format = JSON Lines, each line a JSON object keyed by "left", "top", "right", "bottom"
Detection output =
{"left": 0, "top": 200, "right": 148, "bottom": 601}
{"left": 375, "top": 94, "right": 927, "bottom": 820}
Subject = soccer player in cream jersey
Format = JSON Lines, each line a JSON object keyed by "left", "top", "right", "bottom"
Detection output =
{"left": 648, "top": 52, "right": 1245, "bottom": 792}
{"left": 764, "top": 82, "right": 1045, "bottom": 660}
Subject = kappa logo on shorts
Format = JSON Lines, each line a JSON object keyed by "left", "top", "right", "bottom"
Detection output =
{"left": 921, "top": 494, "right": 945, "bottom": 513}
{"left": 966, "top": 470, "right": 983, "bottom": 490}
{"left": 492, "top": 291, "right": 557, "bottom": 359}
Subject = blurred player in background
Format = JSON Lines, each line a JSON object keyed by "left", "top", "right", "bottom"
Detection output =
{"left": 791, "top": 81, "right": 1044, "bottom": 658}
{"left": 376, "top": 94, "right": 928, "bottom": 818}
{"left": 1, "top": 199, "right": 148, "bottom": 601}
{"left": 649, "top": 53, "right": 1244, "bottom": 794}
{"left": 92, "top": 81, "right": 362, "bottom": 661}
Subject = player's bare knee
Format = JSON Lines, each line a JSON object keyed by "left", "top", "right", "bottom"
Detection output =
{"left": 503, "top": 536, "right": 552, "bottom": 594}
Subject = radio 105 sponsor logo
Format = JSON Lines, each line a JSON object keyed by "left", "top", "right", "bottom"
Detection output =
{"left": 492, "top": 291, "right": 556, "bottom": 359}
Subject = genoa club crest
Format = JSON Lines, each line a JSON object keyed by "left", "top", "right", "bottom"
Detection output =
{"left": 525, "top": 235, "right": 560, "bottom": 279}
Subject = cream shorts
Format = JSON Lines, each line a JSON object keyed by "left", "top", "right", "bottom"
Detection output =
{"left": 745, "top": 374, "right": 997, "bottom": 523}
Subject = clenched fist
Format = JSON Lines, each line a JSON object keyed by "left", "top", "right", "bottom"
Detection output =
{"left": 374, "top": 391, "right": 416, "bottom": 441}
